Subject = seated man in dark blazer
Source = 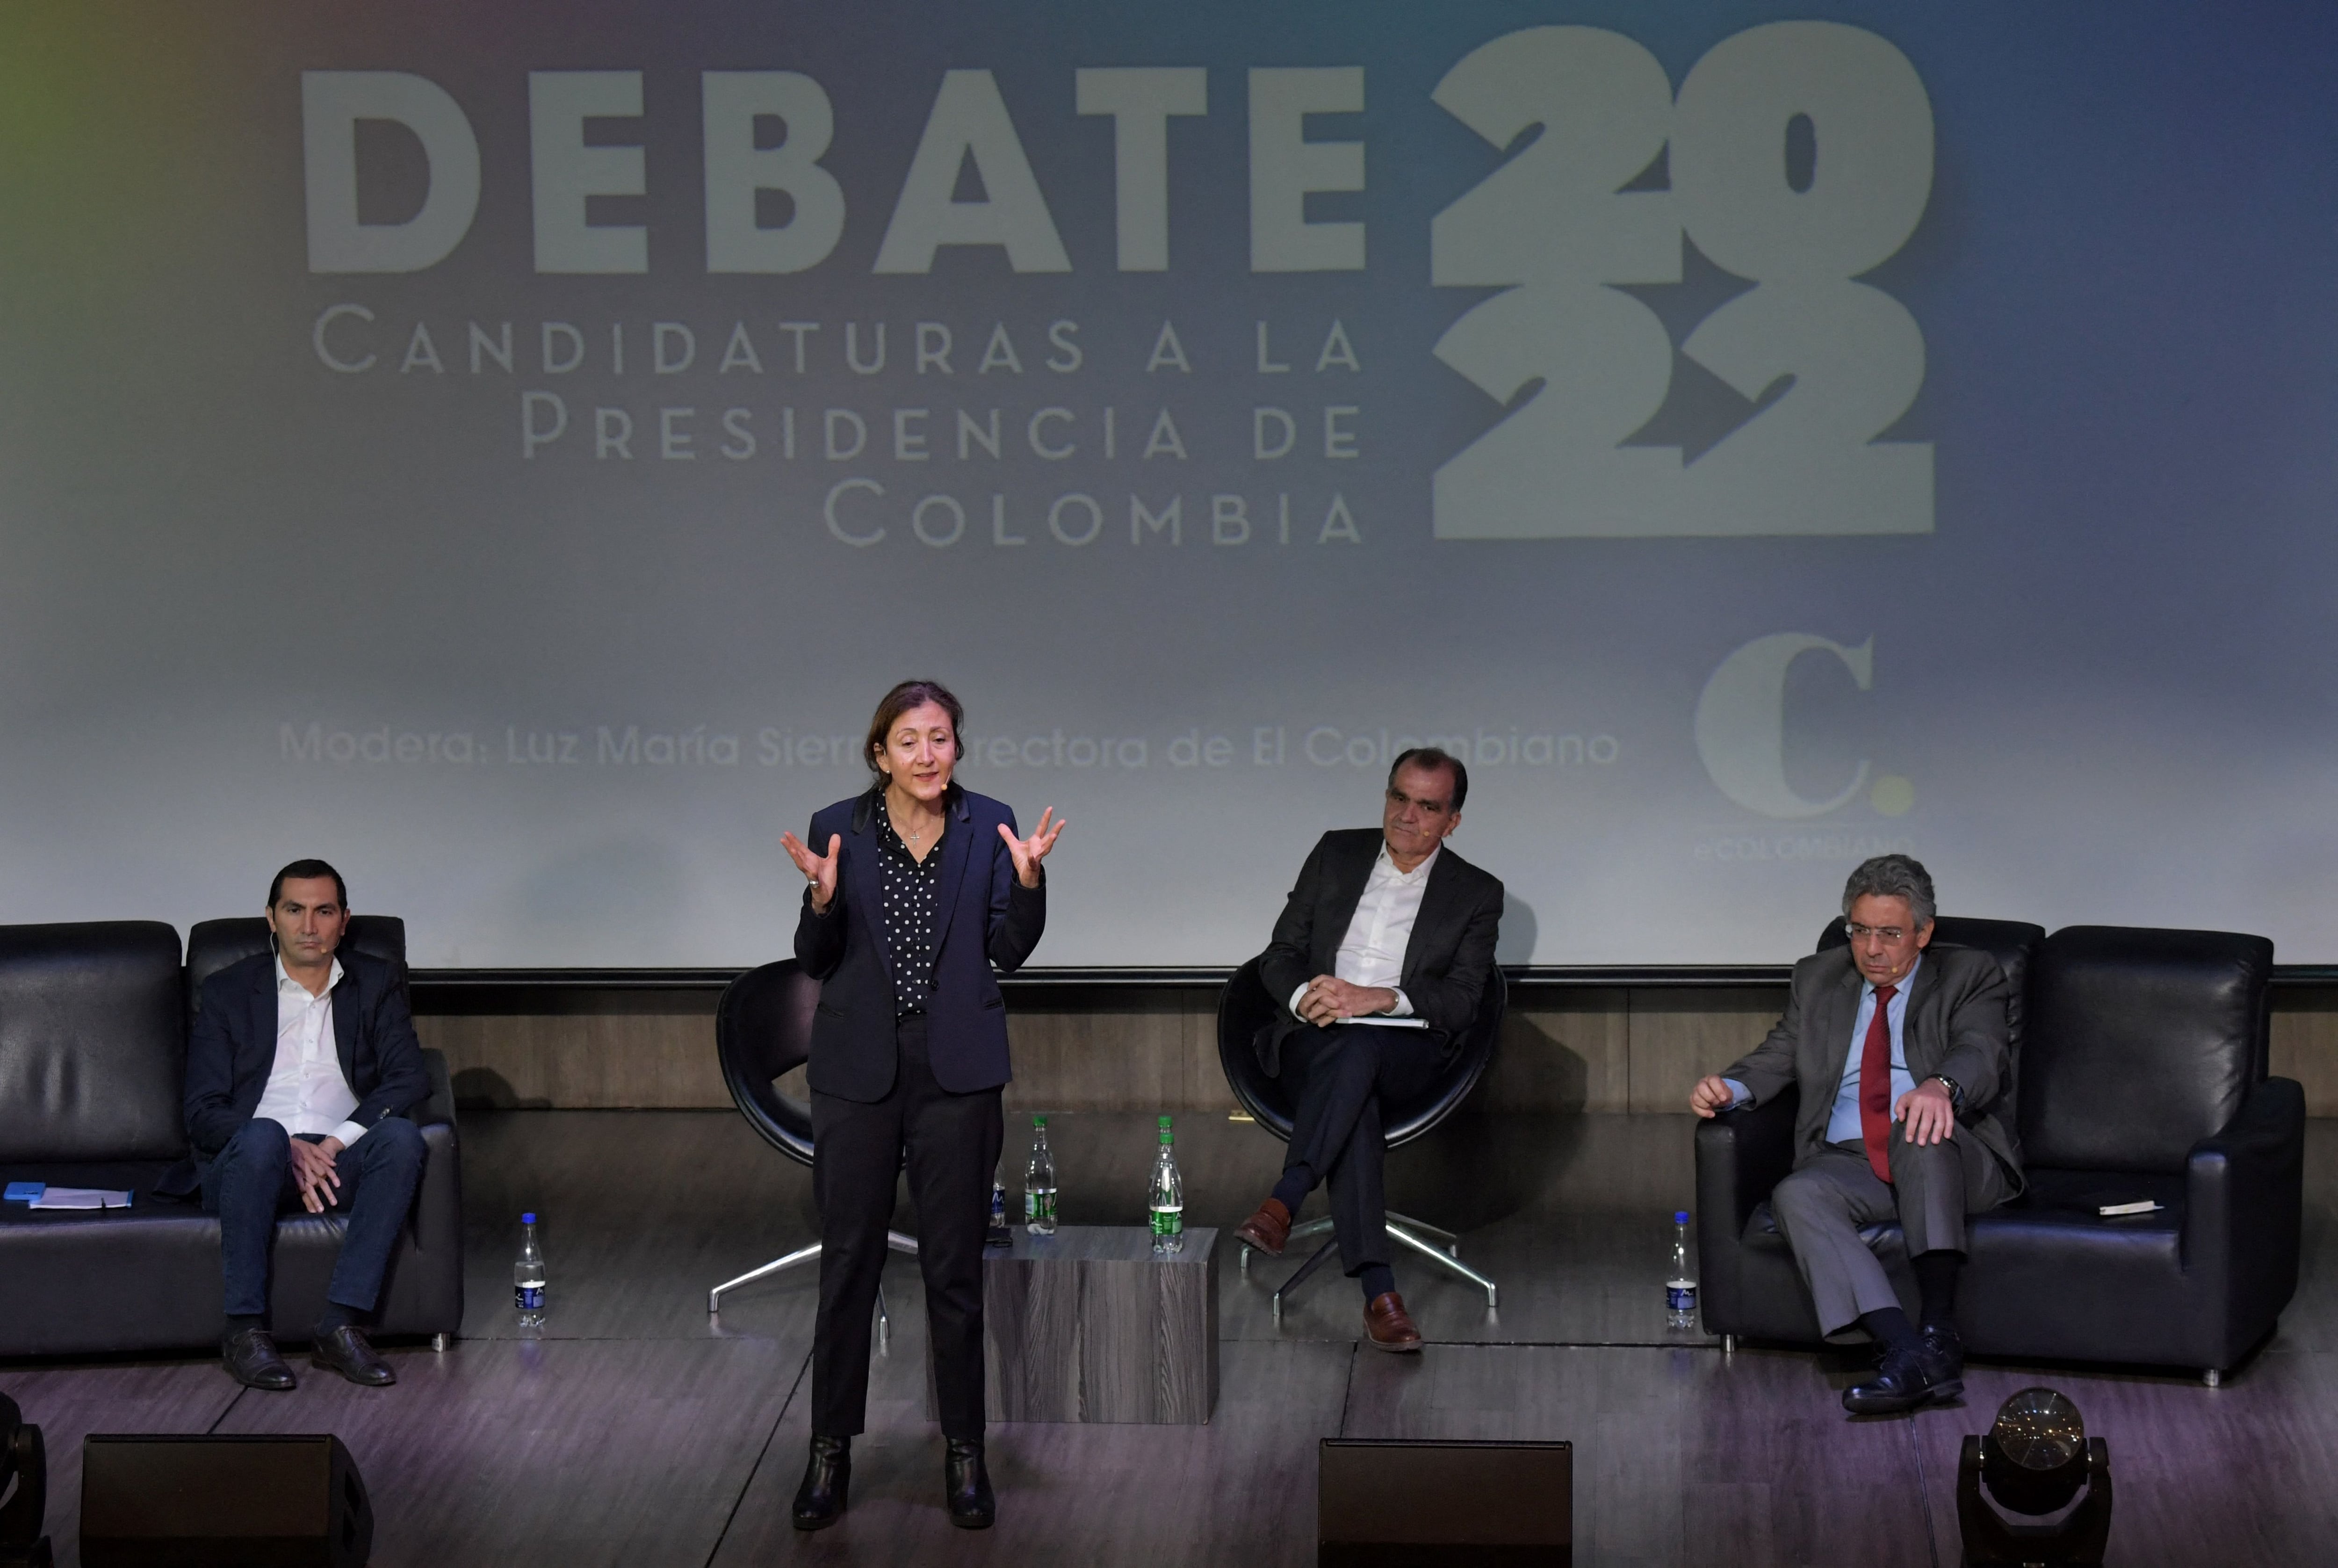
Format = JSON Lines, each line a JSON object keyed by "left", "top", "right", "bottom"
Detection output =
{"left": 1234, "top": 748, "right": 1503, "bottom": 1351}
{"left": 185, "top": 859, "right": 430, "bottom": 1391}
{"left": 1690, "top": 854, "right": 2023, "bottom": 1415}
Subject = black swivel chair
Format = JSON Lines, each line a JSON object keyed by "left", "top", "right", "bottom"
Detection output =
{"left": 703, "top": 960, "right": 916, "bottom": 1344}
{"left": 1217, "top": 956, "right": 1507, "bottom": 1318}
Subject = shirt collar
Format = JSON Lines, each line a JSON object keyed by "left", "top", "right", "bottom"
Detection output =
{"left": 1862, "top": 951, "right": 1921, "bottom": 1000}
{"left": 1376, "top": 840, "right": 1440, "bottom": 884}
{"left": 275, "top": 952, "right": 345, "bottom": 999}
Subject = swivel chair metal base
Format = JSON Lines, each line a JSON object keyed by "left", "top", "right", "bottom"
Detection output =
{"left": 1241, "top": 1209, "right": 1496, "bottom": 1320}
{"left": 708, "top": 1231, "right": 920, "bottom": 1348}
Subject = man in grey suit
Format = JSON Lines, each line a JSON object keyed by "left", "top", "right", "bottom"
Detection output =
{"left": 1690, "top": 854, "right": 2022, "bottom": 1414}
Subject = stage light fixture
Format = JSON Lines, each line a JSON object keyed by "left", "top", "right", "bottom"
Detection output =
{"left": 0, "top": 1393, "right": 53, "bottom": 1568}
{"left": 1956, "top": 1386, "right": 2112, "bottom": 1566}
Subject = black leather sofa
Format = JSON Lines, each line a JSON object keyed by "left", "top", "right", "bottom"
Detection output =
{"left": 0, "top": 919, "right": 462, "bottom": 1358}
{"left": 1696, "top": 920, "right": 2302, "bottom": 1383}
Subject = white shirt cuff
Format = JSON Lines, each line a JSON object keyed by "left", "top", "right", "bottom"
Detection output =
{"left": 1289, "top": 982, "right": 1312, "bottom": 1018}
{"left": 330, "top": 1120, "right": 369, "bottom": 1149}
{"left": 1384, "top": 988, "right": 1414, "bottom": 1018}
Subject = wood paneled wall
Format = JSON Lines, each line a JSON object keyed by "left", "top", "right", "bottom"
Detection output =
{"left": 418, "top": 984, "right": 2338, "bottom": 1116}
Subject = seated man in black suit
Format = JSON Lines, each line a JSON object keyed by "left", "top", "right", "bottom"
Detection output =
{"left": 1689, "top": 854, "right": 2023, "bottom": 1415}
{"left": 1234, "top": 748, "right": 1503, "bottom": 1351}
{"left": 185, "top": 859, "right": 430, "bottom": 1390}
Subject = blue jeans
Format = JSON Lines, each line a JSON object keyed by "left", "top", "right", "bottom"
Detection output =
{"left": 202, "top": 1116, "right": 427, "bottom": 1322}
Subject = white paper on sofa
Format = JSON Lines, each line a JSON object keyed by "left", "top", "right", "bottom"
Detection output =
{"left": 28, "top": 1187, "right": 133, "bottom": 1210}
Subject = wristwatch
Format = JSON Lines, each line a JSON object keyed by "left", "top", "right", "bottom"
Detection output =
{"left": 1930, "top": 1074, "right": 1965, "bottom": 1112}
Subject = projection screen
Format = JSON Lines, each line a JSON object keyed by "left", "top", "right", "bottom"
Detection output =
{"left": 4, "top": 1, "right": 2336, "bottom": 967}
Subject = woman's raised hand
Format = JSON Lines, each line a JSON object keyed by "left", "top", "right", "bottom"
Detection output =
{"left": 998, "top": 807, "right": 1066, "bottom": 889}
{"left": 781, "top": 831, "right": 843, "bottom": 910}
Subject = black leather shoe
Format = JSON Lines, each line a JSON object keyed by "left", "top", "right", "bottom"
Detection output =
{"left": 1920, "top": 1323, "right": 1966, "bottom": 1382}
{"left": 791, "top": 1436, "right": 851, "bottom": 1531}
{"left": 945, "top": 1438, "right": 995, "bottom": 1530}
{"left": 310, "top": 1324, "right": 396, "bottom": 1387}
{"left": 1843, "top": 1338, "right": 1962, "bottom": 1415}
{"left": 223, "top": 1327, "right": 296, "bottom": 1391}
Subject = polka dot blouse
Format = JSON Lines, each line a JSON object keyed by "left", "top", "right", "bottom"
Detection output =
{"left": 873, "top": 797, "right": 946, "bottom": 1019}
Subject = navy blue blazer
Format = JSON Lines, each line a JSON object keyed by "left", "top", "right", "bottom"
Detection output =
{"left": 1255, "top": 828, "right": 1504, "bottom": 1077}
{"left": 794, "top": 784, "right": 1046, "bottom": 1101}
{"left": 182, "top": 948, "right": 431, "bottom": 1162}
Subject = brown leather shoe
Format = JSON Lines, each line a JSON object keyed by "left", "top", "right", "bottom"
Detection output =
{"left": 1364, "top": 1292, "right": 1423, "bottom": 1352}
{"left": 1234, "top": 1197, "right": 1292, "bottom": 1257}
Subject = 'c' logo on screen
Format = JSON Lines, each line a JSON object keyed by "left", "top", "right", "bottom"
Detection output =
{"left": 1695, "top": 632, "right": 1874, "bottom": 819}
{"left": 1429, "top": 22, "right": 1934, "bottom": 540}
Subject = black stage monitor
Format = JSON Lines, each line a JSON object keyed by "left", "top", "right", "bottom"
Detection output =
{"left": 80, "top": 1434, "right": 371, "bottom": 1568}
{"left": 1319, "top": 1437, "right": 1571, "bottom": 1567}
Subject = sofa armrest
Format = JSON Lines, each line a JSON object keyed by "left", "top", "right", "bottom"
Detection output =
{"left": 1696, "top": 1084, "right": 1799, "bottom": 1236}
{"left": 1694, "top": 1084, "right": 1798, "bottom": 1336}
{"left": 416, "top": 1048, "right": 458, "bottom": 1131}
{"left": 2184, "top": 1076, "right": 2304, "bottom": 1357}
{"left": 403, "top": 1067, "right": 465, "bottom": 1334}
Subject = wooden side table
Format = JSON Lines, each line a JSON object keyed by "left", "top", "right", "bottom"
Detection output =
{"left": 934, "top": 1225, "right": 1219, "bottom": 1425}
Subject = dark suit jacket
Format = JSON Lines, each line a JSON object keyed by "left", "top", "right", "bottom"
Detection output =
{"left": 1719, "top": 942, "right": 2025, "bottom": 1196}
{"left": 794, "top": 784, "right": 1046, "bottom": 1101}
{"left": 1254, "top": 828, "right": 1504, "bottom": 1077}
{"left": 181, "top": 948, "right": 431, "bottom": 1163}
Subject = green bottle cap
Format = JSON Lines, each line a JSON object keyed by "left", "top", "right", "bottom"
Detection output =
{"left": 1033, "top": 1114, "right": 1046, "bottom": 1128}
{"left": 1158, "top": 1114, "right": 1172, "bottom": 1127}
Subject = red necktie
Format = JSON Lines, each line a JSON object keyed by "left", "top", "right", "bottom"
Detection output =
{"left": 1860, "top": 983, "right": 1899, "bottom": 1183}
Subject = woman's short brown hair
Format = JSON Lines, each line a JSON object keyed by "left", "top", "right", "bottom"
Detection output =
{"left": 863, "top": 679, "right": 965, "bottom": 779}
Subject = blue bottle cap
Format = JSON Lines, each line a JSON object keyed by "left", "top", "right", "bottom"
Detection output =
{"left": 1674, "top": 1210, "right": 1690, "bottom": 1223}
{"left": 522, "top": 1212, "right": 537, "bottom": 1224}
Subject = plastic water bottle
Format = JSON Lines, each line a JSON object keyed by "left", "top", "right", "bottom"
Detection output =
{"left": 514, "top": 1212, "right": 547, "bottom": 1330}
{"left": 1150, "top": 1115, "right": 1185, "bottom": 1254}
{"left": 987, "top": 1176, "right": 1011, "bottom": 1250}
{"left": 1666, "top": 1210, "right": 1697, "bottom": 1329}
{"left": 1025, "top": 1115, "right": 1057, "bottom": 1236}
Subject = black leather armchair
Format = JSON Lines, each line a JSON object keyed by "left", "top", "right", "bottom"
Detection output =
{"left": 0, "top": 918, "right": 462, "bottom": 1357}
{"left": 1695, "top": 922, "right": 2301, "bottom": 1383}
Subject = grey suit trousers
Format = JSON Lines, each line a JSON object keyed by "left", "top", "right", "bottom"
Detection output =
{"left": 1770, "top": 1130, "right": 2013, "bottom": 1337}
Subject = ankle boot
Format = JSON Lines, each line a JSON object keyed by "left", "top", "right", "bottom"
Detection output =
{"left": 791, "top": 1435, "right": 850, "bottom": 1531}
{"left": 944, "top": 1437, "right": 995, "bottom": 1529}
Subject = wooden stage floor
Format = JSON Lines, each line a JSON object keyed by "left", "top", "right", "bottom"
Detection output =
{"left": 9, "top": 1110, "right": 2336, "bottom": 1567}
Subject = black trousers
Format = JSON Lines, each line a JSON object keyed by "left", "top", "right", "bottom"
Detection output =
{"left": 809, "top": 1013, "right": 1003, "bottom": 1440}
{"left": 1278, "top": 1023, "right": 1441, "bottom": 1278}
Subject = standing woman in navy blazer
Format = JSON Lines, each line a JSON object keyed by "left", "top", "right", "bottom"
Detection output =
{"left": 778, "top": 679, "right": 1063, "bottom": 1533}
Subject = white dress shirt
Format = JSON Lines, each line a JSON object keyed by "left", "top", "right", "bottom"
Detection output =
{"left": 252, "top": 955, "right": 368, "bottom": 1147}
{"left": 1290, "top": 842, "right": 1436, "bottom": 1028}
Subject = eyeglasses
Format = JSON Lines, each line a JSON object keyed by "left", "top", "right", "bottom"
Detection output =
{"left": 1844, "top": 921, "right": 1912, "bottom": 944}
